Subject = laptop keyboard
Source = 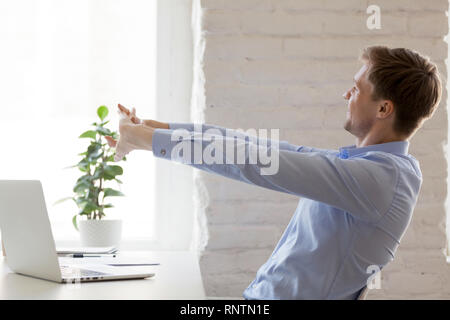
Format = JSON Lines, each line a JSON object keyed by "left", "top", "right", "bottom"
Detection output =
{"left": 60, "top": 265, "right": 109, "bottom": 278}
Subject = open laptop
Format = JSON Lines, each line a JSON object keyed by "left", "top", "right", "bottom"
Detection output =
{"left": 0, "top": 180, "right": 154, "bottom": 283}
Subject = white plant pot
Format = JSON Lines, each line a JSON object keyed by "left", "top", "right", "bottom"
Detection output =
{"left": 78, "top": 219, "right": 122, "bottom": 247}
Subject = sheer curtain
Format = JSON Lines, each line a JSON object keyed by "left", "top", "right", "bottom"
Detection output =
{"left": 0, "top": 0, "right": 159, "bottom": 246}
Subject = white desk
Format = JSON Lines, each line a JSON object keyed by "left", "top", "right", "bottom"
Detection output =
{"left": 0, "top": 251, "right": 205, "bottom": 300}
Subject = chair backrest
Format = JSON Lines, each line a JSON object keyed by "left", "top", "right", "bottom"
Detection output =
{"left": 356, "top": 286, "right": 369, "bottom": 300}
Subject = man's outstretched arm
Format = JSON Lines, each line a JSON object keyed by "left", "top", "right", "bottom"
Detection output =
{"left": 152, "top": 128, "right": 402, "bottom": 224}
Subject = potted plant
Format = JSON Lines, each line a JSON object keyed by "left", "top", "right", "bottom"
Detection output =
{"left": 55, "top": 105, "right": 126, "bottom": 247}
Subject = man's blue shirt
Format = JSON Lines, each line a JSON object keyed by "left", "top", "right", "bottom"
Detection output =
{"left": 152, "top": 123, "right": 422, "bottom": 299}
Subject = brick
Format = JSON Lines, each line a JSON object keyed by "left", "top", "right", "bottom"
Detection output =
{"left": 414, "top": 153, "right": 447, "bottom": 178}
{"left": 280, "top": 129, "right": 354, "bottom": 150}
{"left": 409, "top": 129, "right": 445, "bottom": 156}
{"left": 422, "top": 99, "right": 448, "bottom": 131}
{"left": 202, "top": 271, "right": 255, "bottom": 297}
{"left": 408, "top": 12, "right": 448, "bottom": 37}
{"left": 206, "top": 36, "right": 447, "bottom": 63}
{"left": 412, "top": 203, "right": 447, "bottom": 227}
{"left": 321, "top": 12, "right": 408, "bottom": 36}
{"left": 203, "top": 105, "right": 326, "bottom": 129}
{"left": 274, "top": 0, "right": 367, "bottom": 12}
{"left": 202, "top": 0, "right": 449, "bottom": 14}
{"left": 202, "top": 11, "right": 241, "bottom": 35}
{"left": 276, "top": 0, "right": 449, "bottom": 13}
{"left": 206, "top": 82, "right": 350, "bottom": 111}
{"left": 284, "top": 37, "right": 366, "bottom": 59}
{"left": 206, "top": 224, "right": 283, "bottom": 250}
{"left": 203, "top": 60, "right": 242, "bottom": 85}
{"left": 372, "top": 0, "right": 448, "bottom": 12}
{"left": 240, "top": 12, "right": 324, "bottom": 35}
{"left": 204, "top": 83, "right": 281, "bottom": 109}
{"left": 382, "top": 271, "right": 447, "bottom": 295}
{"left": 284, "top": 36, "right": 448, "bottom": 61}
{"left": 279, "top": 83, "right": 349, "bottom": 108}
{"left": 205, "top": 199, "right": 298, "bottom": 225}
{"left": 379, "top": 254, "right": 407, "bottom": 273}
{"left": 200, "top": 248, "right": 272, "bottom": 275}
{"left": 200, "top": 0, "right": 274, "bottom": 11}
{"left": 400, "top": 222, "right": 447, "bottom": 250}
{"left": 238, "top": 60, "right": 359, "bottom": 85}
{"left": 205, "top": 35, "right": 283, "bottom": 60}
{"left": 396, "top": 248, "right": 449, "bottom": 274}
{"left": 416, "top": 176, "right": 447, "bottom": 204}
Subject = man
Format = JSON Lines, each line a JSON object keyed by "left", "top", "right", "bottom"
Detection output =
{"left": 105, "top": 46, "right": 442, "bottom": 299}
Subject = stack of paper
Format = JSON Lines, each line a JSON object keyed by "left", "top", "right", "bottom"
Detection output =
{"left": 56, "top": 246, "right": 117, "bottom": 254}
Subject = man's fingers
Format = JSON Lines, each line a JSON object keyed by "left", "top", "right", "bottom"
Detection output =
{"left": 114, "top": 148, "right": 128, "bottom": 162}
{"left": 113, "top": 139, "right": 130, "bottom": 162}
{"left": 130, "top": 107, "right": 142, "bottom": 124}
{"left": 118, "top": 103, "right": 131, "bottom": 116}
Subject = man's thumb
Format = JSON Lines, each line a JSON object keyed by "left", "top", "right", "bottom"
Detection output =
{"left": 114, "top": 140, "right": 125, "bottom": 161}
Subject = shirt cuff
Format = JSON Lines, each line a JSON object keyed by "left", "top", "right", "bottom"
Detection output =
{"left": 168, "top": 122, "right": 194, "bottom": 131}
{"left": 152, "top": 128, "right": 178, "bottom": 160}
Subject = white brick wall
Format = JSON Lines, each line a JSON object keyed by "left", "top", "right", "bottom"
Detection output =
{"left": 192, "top": 0, "right": 449, "bottom": 299}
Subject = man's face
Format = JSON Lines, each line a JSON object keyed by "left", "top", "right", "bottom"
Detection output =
{"left": 343, "top": 64, "right": 380, "bottom": 138}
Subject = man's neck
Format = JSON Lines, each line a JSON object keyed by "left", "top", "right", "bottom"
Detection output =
{"left": 355, "top": 128, "right": 407, "bottom": 148}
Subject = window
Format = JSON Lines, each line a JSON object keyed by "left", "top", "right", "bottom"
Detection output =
{"left": 0, "top": 0, "right": 163, "bottom": 247}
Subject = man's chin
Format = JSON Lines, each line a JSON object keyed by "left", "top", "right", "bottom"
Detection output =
{"left": 343, "top": 120, "right": 351, "bottom": 133}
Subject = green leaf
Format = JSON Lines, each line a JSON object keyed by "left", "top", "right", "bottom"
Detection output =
{"left": 103, "top": 165, "right": 123, "bottom": 180}
{"left": 76, "top": 159, "right": 90, "bottom": 172}
{"left": 103, "top": 188, "right": 124, "bottom": 198}
{"left": 92, "top": 167, "right": 103, "bottom": 180}
{"left": 115, "top": 178, "right": 123, "bottom": 184}
{"left": 72, "top": 215, "right": 79, "bottom": 231}
{"left": 73, "top": 180, "right": 91, "bottom": 193}
{"left": 76, "top": 174, "right": 93, "bottom": 185}
{"left": 84, "top": 202, "right": 101, "bottom": 213}
{"left": 79, "top": 130, "right": 97, "bottom": 139}
{"left": 89, "top": 150, "right": 103, "bottom": 162}
{"left": 103, "top": 204, "right": 114, "bottom": 209}
{"left": 86, "top": 143, "right": 103, "bottom": 161}
{"left": 97, "top": 106, "right": 109, "bottom": 121}
{"left": 87, "top": 143, "right": 102, "bottom": 154}
{"left": 76, "top": 199, "right": 101, "bottom": 213}
{"left": 53, "top": 197, "right": 73, "bottom": 206}
{"left": 96, "top": 126, "right": 112, "bottom": 136}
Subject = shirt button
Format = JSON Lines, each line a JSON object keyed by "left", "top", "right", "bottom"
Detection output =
{"left": 160, "top": 149, "right": 166, "bottom": 155}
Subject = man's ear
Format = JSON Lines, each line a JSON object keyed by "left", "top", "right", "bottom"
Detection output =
{"left": 377, "top": 100, "right": 395, "bottom": 119}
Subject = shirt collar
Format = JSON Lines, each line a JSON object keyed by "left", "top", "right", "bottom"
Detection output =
{"left": 339, "top": 140, "right": 409, "bottom": 159}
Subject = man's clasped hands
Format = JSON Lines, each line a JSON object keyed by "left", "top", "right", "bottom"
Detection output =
{"left": 105, "top": 104, "right": 169, "bottom": 161}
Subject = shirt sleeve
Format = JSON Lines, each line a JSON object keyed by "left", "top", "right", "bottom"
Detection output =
{"left": 152, "top": 128, "right": 397, "bottom": 223}
{"left": 168, "top": 122, "right": 340, "bottom": 154}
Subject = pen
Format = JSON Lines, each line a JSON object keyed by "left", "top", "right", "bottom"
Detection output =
{"left": 67, "top": 253, "right": 117, "bottom": 258}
